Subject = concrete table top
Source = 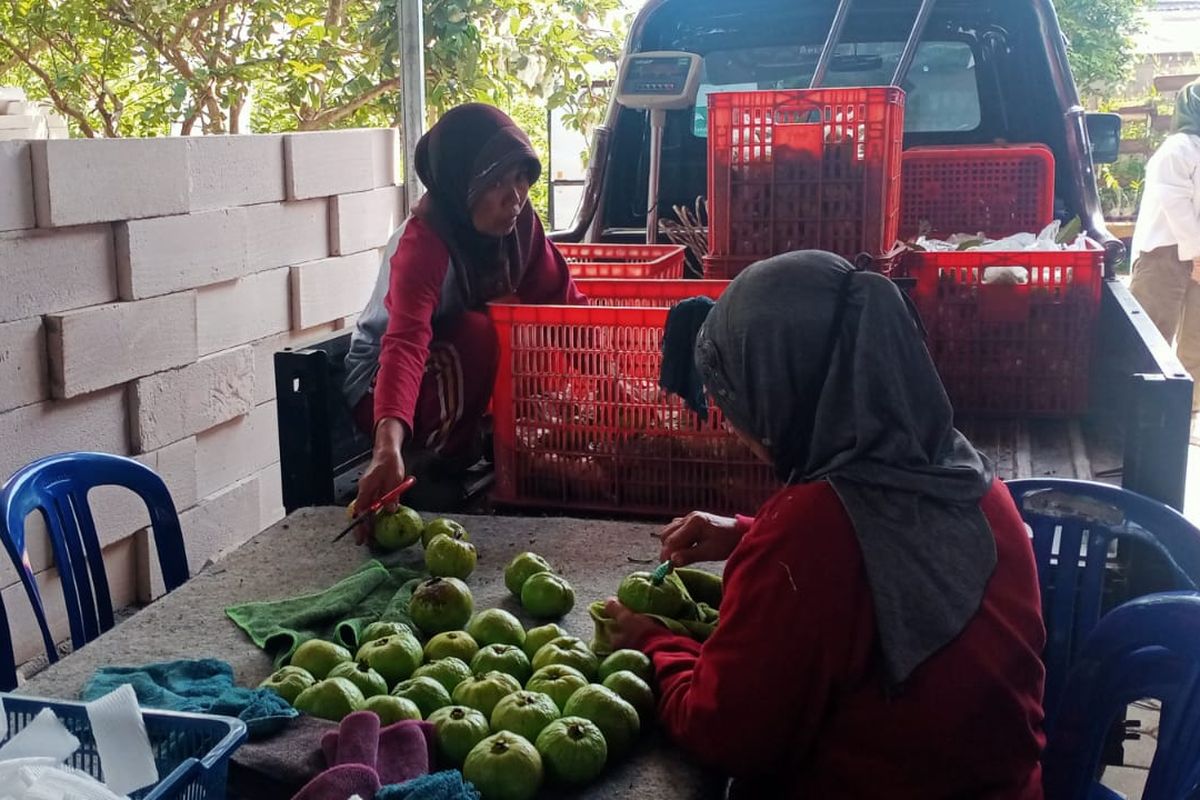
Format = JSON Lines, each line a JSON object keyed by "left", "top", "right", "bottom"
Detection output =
{"left": 17, "top": 507, "right": 725, "bottom": 799}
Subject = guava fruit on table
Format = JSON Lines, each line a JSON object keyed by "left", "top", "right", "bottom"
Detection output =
{"left": 328, "top": 660, "right": 389, "bottom": 698}
{"left": 535, "top": 716, "right": 608, "bottom": 785}
{"left": 490, "top": 690, "right": 560, "bottom": 743}
{"left": 425, "top": 534, "right": 478, "bottom": 579}
{"left": 290, "top": 639, "right": 352, "bottom": 680}
{"left": 504, "top": 552, "right": 553, "bottom": 597}
{"left": 362, "top": 694, "right": 423, "bottom": 725}
{"left": 462, "top": 732, "right": 544, "bottom": 800}
{"left": 562, "top": 684, "right": 641, "bottom": 759}
{"left": 452, "top": 671, "right": 522, "bottom": 719}
{"left": 391, "top": 675, "right": 453, "bottom": 719}
{"left": 520, "top": 572, "right": 575, "bottom": 619}
{"left": 422, "top": 518, "right": 470, "bottom": 548}
{"left": 258, "top": 666, "right": 315, "bottom": 705}
{"left": 602, "top": 670, "right": 655, "bottom": 725}
{"left": 471, "top": 644, "right": 532, "bottom": 685}
{"left": 428, "top": 705, "right": 492, "bottom": 766}
{"left": 412, "top": 656, "right": 473, "bottom": 694}
{"left": 424, "top": 630, "right": 480, "bottom": 663}
{"left": 409, "top": 577, "right": 474, "bottom": 636}
{"left": 522, "top": 623, "right": 568, "bottom": 660}
{"left": 467, "top": 609, "right": 527, "bottom": 649}
{"left": 373, "top": 506, "right": 425, "bottom": 551}
{"left": 359, "top": 621, "right": 413, "bottom": 647}
{"left": 293, "top": 677, "right": 365, "bottom": 722}
{"left": 356, "top": 631, "right": 424, "bottom": 688}
{"left": 524, "top": 664, "right": 589, "bottom": 713}
{"left": 530, "top": 636, "right": 599, "bottom": 682}
{"left": 598, "top": 649, "right": 654, "bottom": 684}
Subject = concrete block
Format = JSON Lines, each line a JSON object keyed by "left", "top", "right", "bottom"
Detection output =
{"left": 196, "top": 268, "right": 291, "bottom": 356}
{"left": 0, "top": 226, "right": 116, "bottom": 324}
{"left": 46, "top": 293, "right": 198, "bottom": 399}
{"left": 0, "top": 317, "right": 49, "bottom": 413}
{"left": 195, "top": 400, "right": 278, "bottom": 498}
{"left": 290, "top": 250, "right": 379, "bottom": 330}
{"left": 249, "top": 323, "right": 339, "bottom": 405}
{"left": 3, "top": 536, "right": 136, "bottom": 667}
{"left": 256, "top": 462, "right": 284, "bottom": 531}
{"left": 330, "top": 185, "right": 403, "bottom": 256}
{"left": 242, "top": 200, "right": 329, "bottom": 273}
{"left": 284, "top": 128, "right": 397, "bottom": 200}
{"left": 31, "top": 138, "right": 190, "bottom": 227}
{"left": 130, "top": 347, "right": 255, "bottom": 452}
{"left": 187, "top": 134, "right": 287, "bottom": 211}
{"left": 116, "top": 209, "right": 247, "bottom": 299}
{"left": 0, "top": 140, "right": 35, "bottom": 232}
{"left": 136, "top": 475, "right": 260, "bottom": 602}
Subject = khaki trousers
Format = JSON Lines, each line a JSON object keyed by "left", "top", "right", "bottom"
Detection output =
{"left": 1130, "top": 245, "right": 1200, "bottom": 411}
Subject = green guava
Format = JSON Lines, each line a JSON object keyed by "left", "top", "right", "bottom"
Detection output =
{"left": 504, "top": 552, "right": 553, "bottom": 597}
{"left": 602, "top": 671, "right": 655, "bottom": 725}
{"left": 356, "top": 630, "right": 424, "bottom": 688}
{"left": 359, "top": 621, "right": 414, "bottom": 647}
{"left": 524, "top": 664, "right": 589, "bottom": 713}
{"left": 463, "top": 732, "right": 544, "bottom": 800}
{"left": 422, "top": 518, "right": 470, "bottom": 548}
{"left": 452, "top": 671, "right": 522, "bottom": 718}
{"left": 471, "top": 644, "right": 532, "bottom": 684}
{"left": 391, "top": 675, "right": 453, "bottom": 718}
{"left": 412, "top": 657, "right": 473, "bottom": 694}
{"left": 328, "top": 660, "right": 388, "bottom": 698}
{"left": 409, "top": 577, "right": 474, "bottom": 636}
{"left": 373, "top": 506, "right": 425, "bottom": 551}
{"left": 598, "top": 649, "right": 654, "bottom": 684}
{"left": 490, "top": 691, "right": 560, "bottom": 743}
{"left": 424, "top": 630, "right": 480, "bottom": 663}
{"left": 535, "top": 716, "right": 608, "bottom": 785}
{"left": 617, "top": 571, "right": 688, "bottom": 617}
{"left": 522, "top": 624, "right": 568, "bottom": 660}
{"left": 428, "top": 706, "right": 491, "bottom": 766}
{"left": 293, "top": 677, "right": 365, "bottom": 722}
{"left": 562, "top": 685, "right": 640, "bottom": 759}
{"left": 290, "top": 639, "right": 352, "bottom": 680}
{"left": 467, "top": 609, "right": 527, "bottom": 649}
{"left": 258, "top": 666, "right": 315, "bottom": 705}
{"left": 531, "top": 637, "right": 599, "bottom": 682}
{"left": 520, "top": 572, "right": 575, "bottom": 619}
{"left": 362, "top": 694, "right": 423, "bottom": 725}
{"left": 425, "top": 534, "right": 478, "bottom": 579}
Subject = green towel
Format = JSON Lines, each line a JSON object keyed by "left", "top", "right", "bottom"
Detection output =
{"left": 226, "top": 560, "right": 423, "bottom": 667}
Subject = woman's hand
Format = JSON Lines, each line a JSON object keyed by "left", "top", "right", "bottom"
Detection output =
{"left": 658, "top": 511, "right": 743, "bottom": 567}
{"left": 352, "top": 419, "right": 407, "bottom": 545}
{"left": 604, "top": 599, "right": 663, "bottom": 651}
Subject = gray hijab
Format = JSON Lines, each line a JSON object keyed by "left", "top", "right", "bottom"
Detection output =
{"left": 696, "top": 251, "right": 997, "bottom": 687}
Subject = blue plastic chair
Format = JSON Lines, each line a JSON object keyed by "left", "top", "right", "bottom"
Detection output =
{"left": 1006, "top": 479, "right": 1200, "bottom": 731}
{"left": 0, "top": 453, "right": 189, "bottom": 690}
{"left": 1043, "top": 591, "right": 1200, "bottom": 800}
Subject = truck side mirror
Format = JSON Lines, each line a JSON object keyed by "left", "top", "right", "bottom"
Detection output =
{"left": 1086, "top": 113, "right": 1122, "bottom": 164}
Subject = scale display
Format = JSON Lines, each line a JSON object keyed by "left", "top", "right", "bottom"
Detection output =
{"left": 616, "top": 52, "right": 703, "bottom": 110}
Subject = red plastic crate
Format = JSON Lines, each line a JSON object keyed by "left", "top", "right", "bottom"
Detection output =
{"left": 558, "top": 243, "right": 687, "bottom": 279}
{"left": 702, "top": 254, "right": 757, "bottom": 280}
{"left": 575, "top": 278, "right": 730, "bottom": 306}
{"left": 907, "top": 241, "right": 1104, "bottom": 416}
{"left": 488, "top": 280, "right": 777, "bottom": 516}
{"left": 900, "top": 145, "right": 1056, "bottom": 240}
{"left": 707, "top": 87, "right": 905, "bottom": 262}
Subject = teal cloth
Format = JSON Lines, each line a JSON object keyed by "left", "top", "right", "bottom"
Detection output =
{"left": 80, "top": 658, "right": 297, "bottom": 739}
{"left": 378, "top": 772, "right": 480, "bottom": 800}
{"left": 225, "top": 560, "right": 423, "bottom": 667}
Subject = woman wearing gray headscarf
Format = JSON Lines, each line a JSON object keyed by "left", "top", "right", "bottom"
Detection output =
{"left": 605, "top": 252, "right": 1046, "bottom": 798}
{"left": 1131, "top": 79, "right": 1200, "bottom": 416}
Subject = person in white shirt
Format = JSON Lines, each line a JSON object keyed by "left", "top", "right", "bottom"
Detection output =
{"left": 1130, "top": 78, "right": 1200, "bottom": 412}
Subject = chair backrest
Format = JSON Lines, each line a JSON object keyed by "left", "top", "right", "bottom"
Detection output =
{"left": 1043, "top": 591, "right": 1200, "bottom": 800}
{"left": 1006, "top": 478, "right": 1200, "bottom": 731}
{"left": 0, "top": 452, "right": 188, "bottom": 690}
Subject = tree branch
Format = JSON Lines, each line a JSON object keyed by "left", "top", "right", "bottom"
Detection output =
{"left": 0, "top": 39, "right": 46, "bottom": 75}
{"left": 170, "top": 0, "right": 240, "bottom": 51}
{"left": 0, "top": 30, "right": 97, "bottom": 136}
{"left": 299, "top": 77, "right": 400, "bottom": 129}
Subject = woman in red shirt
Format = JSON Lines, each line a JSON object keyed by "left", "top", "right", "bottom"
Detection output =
{"left": 347, "top": 104, "right": 584, "bottom": 530}
{"left": 604, "top": 252, "right": 1047, "bottom": 798}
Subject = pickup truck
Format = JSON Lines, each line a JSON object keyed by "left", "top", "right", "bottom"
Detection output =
{"left": 553, "top": 0, "right": 1195, "bottom": 512}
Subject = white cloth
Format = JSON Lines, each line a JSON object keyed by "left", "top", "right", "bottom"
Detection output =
{"left": 1132, "top": 133, "right": 1200, "bottom": 262}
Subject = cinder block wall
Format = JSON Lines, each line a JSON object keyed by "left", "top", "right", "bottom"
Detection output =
{"left": 0, "top": 129, "right": 404, "bottom": 669}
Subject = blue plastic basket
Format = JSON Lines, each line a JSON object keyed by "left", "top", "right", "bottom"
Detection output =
{"left": 1, "top": 694, "right": 247, "bottom": 800}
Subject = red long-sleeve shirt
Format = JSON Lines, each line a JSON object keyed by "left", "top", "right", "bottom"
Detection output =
{"left": 374, "top": 216, "right": 585, "bottom": 428}
{"left": 642, "top": 480, "right": 1046, "bottom": 799}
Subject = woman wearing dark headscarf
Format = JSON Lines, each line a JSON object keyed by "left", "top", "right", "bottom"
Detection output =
{"left": 345, "top": 104, "right": 584, "bottom": 532}
{"left": 1131, "top": 78, "right": 1200, "bottom": 415}
{"left": 605, "top": 253, "right": 1046, "bottom": 798}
